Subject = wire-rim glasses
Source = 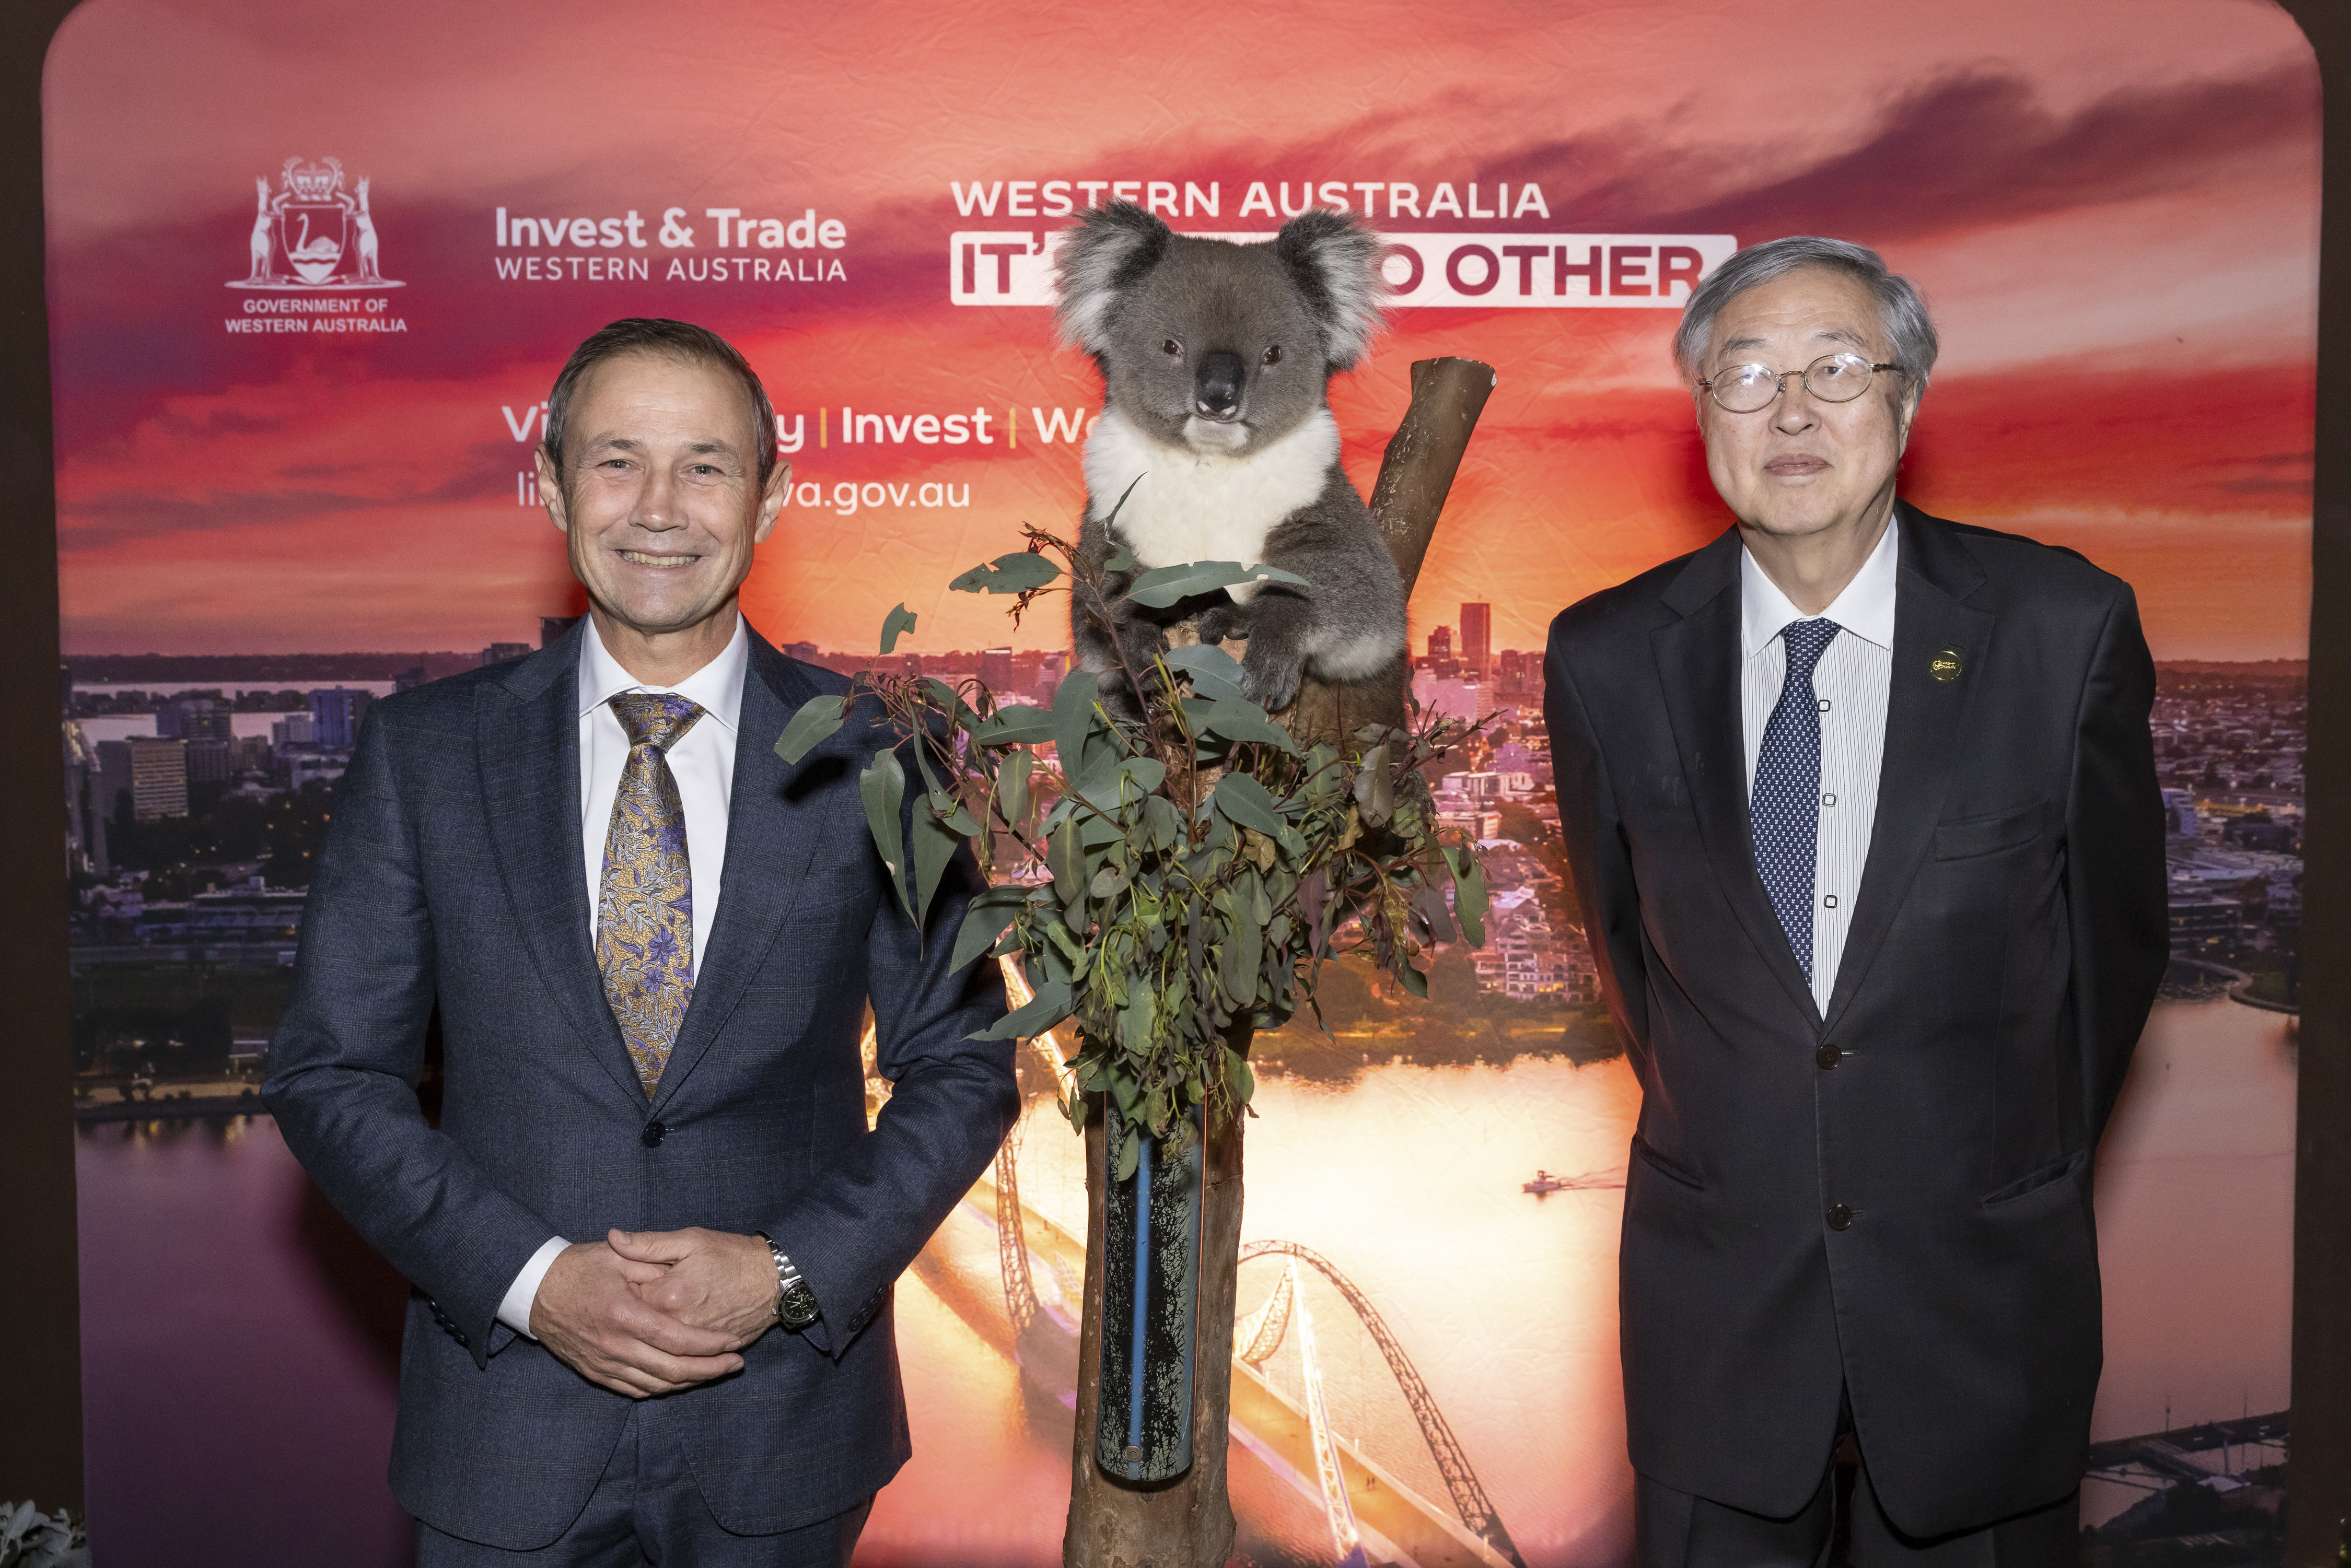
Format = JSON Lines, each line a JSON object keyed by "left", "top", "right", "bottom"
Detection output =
{"left": 1698, "top": 352, "right": 1904, "bottom": 414}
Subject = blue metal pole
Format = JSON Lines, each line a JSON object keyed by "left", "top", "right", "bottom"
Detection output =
{"left": 1126, "top": 1131, "right": 1153, "bottom": 1458}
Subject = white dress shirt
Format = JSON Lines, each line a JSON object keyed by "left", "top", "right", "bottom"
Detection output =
{"left": 495, "top": 613, "right": 752, "bottom": 1339}
{"left": 1740, "top": 516, "right": 1899, "bottom": 1012}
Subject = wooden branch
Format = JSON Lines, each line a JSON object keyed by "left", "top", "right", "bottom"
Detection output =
{"left": 1369, "top": 357, "right": 1498, "bottom": 600}
{"left": 1279, "top": 356, "right": 1498, "bottom": 745}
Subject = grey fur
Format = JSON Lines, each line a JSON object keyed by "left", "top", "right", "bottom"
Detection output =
{"left": 1055, "top": 202, "right": 1406, "bottom": 717}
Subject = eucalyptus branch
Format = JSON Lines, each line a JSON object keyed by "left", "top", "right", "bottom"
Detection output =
{"left": 775, "top": 527, "right": 1499, "bottom": 1152}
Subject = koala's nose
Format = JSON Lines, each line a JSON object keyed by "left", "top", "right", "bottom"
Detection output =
{"left": 1194, "top": 352, "right": 1245, "bottom": 419}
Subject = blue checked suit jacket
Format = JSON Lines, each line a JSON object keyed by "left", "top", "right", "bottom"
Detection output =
{"left": 264, "top": 622, "right": 1015, "bottom": 1549}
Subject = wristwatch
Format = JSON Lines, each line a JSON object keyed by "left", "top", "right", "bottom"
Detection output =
{"left": 753, "top": 1232, "right": 821, "bottom": 1331}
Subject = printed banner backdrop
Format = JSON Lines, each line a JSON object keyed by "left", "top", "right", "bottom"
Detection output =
{"left": 44, "top": 2, "right": 2315, "bottom": 1564}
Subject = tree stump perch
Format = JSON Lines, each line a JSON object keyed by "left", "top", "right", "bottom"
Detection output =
{"left": 1062, "top": 357, "right": 1497, "bottom": 1568}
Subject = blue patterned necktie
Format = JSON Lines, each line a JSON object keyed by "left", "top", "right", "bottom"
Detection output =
{"left": 1752, "top": 619, "right": 1842, "bottom": 985}
{"left": 598, "top": 693, "right": 704, "bottom": 1097}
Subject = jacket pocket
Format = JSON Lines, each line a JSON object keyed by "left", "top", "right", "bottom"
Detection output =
{"left": 1982, "top": 1147, "right": 2087, "bottom": 1207}
{"left": 1631, "top": 1133, "right": 1705, "bottom": 1190}
{"left": 1934, "top": 800, "right": 2046, "bottom": 861}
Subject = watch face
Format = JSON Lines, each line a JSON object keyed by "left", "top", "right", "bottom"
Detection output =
{"left": 778, "top": 1281, "right": 820, "bottom": 1330}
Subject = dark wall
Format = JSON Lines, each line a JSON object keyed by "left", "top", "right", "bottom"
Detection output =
{"left": 0, "top": 0, "right": 94, "bottom": 1517}
{"left": 2279, "top": 3, "right": 2351, "bottom": 1561}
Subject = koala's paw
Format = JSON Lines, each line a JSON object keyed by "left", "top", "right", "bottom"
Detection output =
{"left": 1096, "top": 669, "right": 1147, "bottom": 721}
{"left": 1239, "top": 648, "right": 1303, "bottom": 714}
{"left": 1194, "top": 603, "right": 1249, "bottom": 647}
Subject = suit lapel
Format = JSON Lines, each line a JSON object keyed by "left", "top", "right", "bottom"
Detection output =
{"left": 1651, "top": 530, "right": 1821, "bottom": 1024}
{"left": 1821, "top": 506, "right": 1996, "bottom": 1032}
{"left": 476, "top": 628, "right": 644, "bottom": 1104}
{"left": 647, "top": 634, "right": 831, "bottom": 1117}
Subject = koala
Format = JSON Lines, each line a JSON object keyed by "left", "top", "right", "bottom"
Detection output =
{"left": 1054, "top": 202, "right": 1409, "bottom": 721}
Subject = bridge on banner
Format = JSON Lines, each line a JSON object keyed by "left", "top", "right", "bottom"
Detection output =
{"left": 874, "top": 960, "right": 1532, "bottom": 1568}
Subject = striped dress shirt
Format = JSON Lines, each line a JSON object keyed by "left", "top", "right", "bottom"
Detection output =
{"left": 1740, "top": 517, "right": 1900, "bottom": 1012}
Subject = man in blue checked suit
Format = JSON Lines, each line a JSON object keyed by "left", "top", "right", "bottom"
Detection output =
{"left": 265, "top": 318, "right": 1015, "bottom": 1564}
{"left": 1544, "top": 241, "right": 2166, "bottom": 1566}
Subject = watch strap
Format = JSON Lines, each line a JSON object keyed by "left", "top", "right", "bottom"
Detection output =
{"left": 753, "top": 1232, "right": 820, "bottom": 1330}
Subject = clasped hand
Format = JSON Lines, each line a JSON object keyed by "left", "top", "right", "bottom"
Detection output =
{"left": 530, "top": 1227, "right": 779, "bottom": 1398}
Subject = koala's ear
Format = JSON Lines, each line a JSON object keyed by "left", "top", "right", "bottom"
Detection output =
{"left": 1273, "top": 210, "right": 1388, "bottom": 371}
{"left": 1053, "top": 202, "right": 1171, "bottom": 355}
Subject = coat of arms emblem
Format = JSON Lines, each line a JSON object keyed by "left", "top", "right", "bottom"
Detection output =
{"left": 229, "top": 158, "right": 402, "bottom": 290}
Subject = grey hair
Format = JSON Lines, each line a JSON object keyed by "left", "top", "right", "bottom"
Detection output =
{"left": 1672, "top": 236, "right": 1938, "bottom": 396}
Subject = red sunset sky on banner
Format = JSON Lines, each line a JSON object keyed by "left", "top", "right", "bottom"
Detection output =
{"left": 42, "top": 0, "right": 2317, "bottom": 666}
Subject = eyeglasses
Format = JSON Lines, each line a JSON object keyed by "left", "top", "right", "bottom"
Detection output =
{"left": 1697, "top": 352, "right": 1904, "bottom": 414}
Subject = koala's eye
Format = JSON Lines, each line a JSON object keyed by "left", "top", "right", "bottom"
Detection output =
{"left": 1161, "top": 338, "right": 1183, "bottom": 359}
{"left": 1263, "top": 345, "right": 1284, "bottom": 366}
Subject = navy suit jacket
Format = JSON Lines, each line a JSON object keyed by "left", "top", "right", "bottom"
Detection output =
{"left": 1544, "top": 507, "right": 2167, "bottom": 1536}
{"left": 264, "top": 623, "right": 1015, "bottom": 1549}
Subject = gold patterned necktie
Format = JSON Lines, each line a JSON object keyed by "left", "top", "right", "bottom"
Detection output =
{"left": 597, "top": 693, "right": 705, "bottom": 1097}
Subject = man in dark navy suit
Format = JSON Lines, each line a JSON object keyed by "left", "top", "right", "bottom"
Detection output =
{"left": 1545, "top": 240, "right": 2167, "bottom": 1565}
{"left": 266, "top": 319, "right": 1014, "bottom": 1564}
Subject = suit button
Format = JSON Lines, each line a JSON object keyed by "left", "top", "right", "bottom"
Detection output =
{"left": 1826, "top": 1204, "right": 1854, "bottom": 1231}
{"left": 1816, "top": 1043, "right": 1843, "bottom": 1070}
{"left": 642, "top": 1120, "right": 666, "bottom": 1148}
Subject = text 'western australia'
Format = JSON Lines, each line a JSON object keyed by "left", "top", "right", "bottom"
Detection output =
{"left": 491, "top": 205, "right": 850, "bottom": 283}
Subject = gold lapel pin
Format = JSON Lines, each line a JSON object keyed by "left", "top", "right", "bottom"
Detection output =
{"left": 1929, "top": 648, "right": 1963, "bottom": 682}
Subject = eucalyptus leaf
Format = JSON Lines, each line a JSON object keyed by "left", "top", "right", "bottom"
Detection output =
{"left": 1226, "top": 1046, "right": 1256, "bottom": 1106}
{"left": 1033, "top": 930, "right": 1076, "bottom": 986}
{"left": 1413, "top": 881, "right": 1458, "bottom": 944}
{"left": 1144, "top": 792, "right": 1183, "bottom": 852}
{"left": 909, "top": 803, "right": 961, "bottom": 938}
{"left": 949, "top": 552, "right": 1062, "bottom": 594}
{"left": 1113, "top": 1125, "right": 1142, "bottom": 1183}
{"left": 1125, "top": 559, "right": 1313, "bottom": 609}
{"left": 857, "top": 746, "right": 912, "bottom": 919}
{"left": 1070, "top": 734, "right": 1130, "bottom": 802}
{"left": 948, "top": 886, "right": 1026, "bottom": 973}
{"left": 1048, "top": 815, "right": 1085, "bottom": 904}
{"left": 1353, "top": 743, "right": 1395, "bottom": 823}
{"left": 1210, "top": 771, "right": 1289, "bottom": 837}
{"left": 1117, "top": 756, "right": 1169, "bottom": 797}
{"left": 1104, "top": 545, "right": 1136, "bottom": 572}
{"left": 1051, "top": 668, "right": 1102, "bottom": 775}
{"left": 1121, "top": 985, "right": 1157, "bottom": 1052}
{"left": 1161, "top": 642, "right": 1248, "bottom": 701}
{"left": 775, "top": 695, "right": 848, "bottom": 765}
{"left": 996, "top": 751, "right": 1033, "bottom": 826}
{"left": 1183, "top": 696, "right": 1300, "bottom": 754}
{"left": 968, "top": 978, "right": 1073, "bottom": 1040}
{"left": 1218, "top": 887, "right": 1262, "bottom": 1007}
{"left": 1044, "top": 916, "right": 1086, "bottom": 967}
{"left": 879, "top": 602, "right": 920, "bottom": 654}
{"left": 1446, "top": 844, "right": 1489, "bottom": 947}
{"left": 975, "top": 705, "right": 1055, "bottom": 745}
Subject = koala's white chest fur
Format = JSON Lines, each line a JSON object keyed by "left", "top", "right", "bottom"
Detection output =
{"left": 1084, "top": 406, "right": 1337, "bottom": 603}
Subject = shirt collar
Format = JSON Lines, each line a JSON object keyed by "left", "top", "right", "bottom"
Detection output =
{"left": 577, "top": 612, "right": 749, "bottom": 734}
{"left": 1740, "top": 511, "right": 1901, "bottom": 658}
